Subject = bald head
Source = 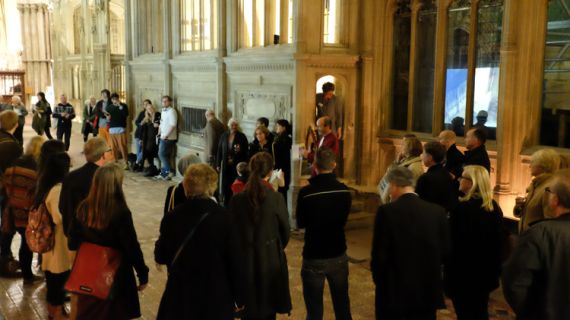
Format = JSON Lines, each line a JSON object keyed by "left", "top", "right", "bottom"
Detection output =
{"left": 317, "top": 116, "right": 332, "bottom": 136}
{"left": 438, "top": 130, "right": 457, "bottom": 150}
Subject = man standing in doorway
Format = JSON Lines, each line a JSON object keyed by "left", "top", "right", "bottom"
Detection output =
{"left": 107, "top": 93, "right": 129, "bottom": 169}
{"left": 53, "top": 94, "right": 75, "bottom": 151}
{"left": 155, "top": 95, "right": 178, "bottom": 180}
{"left": 316, "top": 82, "right": 343, "bottom": 140}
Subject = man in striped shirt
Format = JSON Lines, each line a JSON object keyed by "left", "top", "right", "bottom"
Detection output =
{"left": 53, "top": 94, "right": 75, "bottom": 151}
{"left": 296, "top": 147, "right": 353, "bottom": 320}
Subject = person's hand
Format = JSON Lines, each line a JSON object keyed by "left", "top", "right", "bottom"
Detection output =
{"left": 138, "top": 283, "right": 148, "bottom": 291}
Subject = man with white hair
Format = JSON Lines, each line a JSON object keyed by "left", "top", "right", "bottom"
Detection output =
{"left": 204, "top": 109, "right": 226, "bottom": 167}
{"left": 503, "top": 169, "right": 570, "bottom": 319}
{"left": 8, "top": 96, "right": 28, "bottom": 145}
{"left": 82, "top": 96, "right": 98, "bottom": 142}
{"left": 371, "top": 166, "right": 450, "bottom": 319}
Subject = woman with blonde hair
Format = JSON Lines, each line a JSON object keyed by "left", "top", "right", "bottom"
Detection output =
{"left": 516, "top": 149, "right": 560, "bottom": 232}
{"left": 444, "top": 165, "right": 504, "bottom": 319}
{"left": 155, "top": 163, "right": 245, "bottom": 319}
{"left": 69, "top": 162, "right": 148, "bottom": 319}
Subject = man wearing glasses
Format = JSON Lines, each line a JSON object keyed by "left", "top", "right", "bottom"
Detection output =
{"left": 502, "top": 169, "right": 570, "bottom": 319}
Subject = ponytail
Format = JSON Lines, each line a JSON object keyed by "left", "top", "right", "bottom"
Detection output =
{"left": 246, "top": 152, "right": 274, "bottom": 222}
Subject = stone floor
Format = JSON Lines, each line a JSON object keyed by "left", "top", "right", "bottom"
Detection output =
{"left": 0, "top": 120, "right": 516, "bottom": 319}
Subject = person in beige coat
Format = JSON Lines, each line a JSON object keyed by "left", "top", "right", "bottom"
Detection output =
{"left": 32, "top": 151, "right": 72, "bottom": 320}
{"left": 377, "top": 135, "right": 424, "bottom": 203}
{"left": 517, "top": 149, "right": 560, "bottom": 233}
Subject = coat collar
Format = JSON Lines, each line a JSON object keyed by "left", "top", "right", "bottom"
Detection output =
{"left": 309, "top": 173, "right": 338, "bottom": 185}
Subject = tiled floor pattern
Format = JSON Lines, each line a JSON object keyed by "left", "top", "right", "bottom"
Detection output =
{"left": 0, "top": 121, "right": 515, "bottom": 319}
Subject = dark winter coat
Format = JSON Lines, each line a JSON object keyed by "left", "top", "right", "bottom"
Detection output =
{"left": 371, "top": 193, "right": 450, "bottom": 314}
{"left": 155, "top": 198, "right": 246, "bottom": 320}
{"left": 502, "top": 213, "right": 570, "bottom": 320}
{"left": 444, "top": 198, "right": 504, "bottom": 297}
{"left": 416, "top": 164, "right": 458, "bottom": 212}
{"left": 464, "top": 144, "right": 491, "bottom": 173}
{"left": 230, "top": 186, "right": 292, "bottom": 318}
{"left": 59, "top": 162, "right": 98, "bottom": 239}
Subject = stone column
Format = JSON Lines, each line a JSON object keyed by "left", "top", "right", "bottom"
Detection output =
{"left": 18, "top": 3, "right": 52, "bottom": 101}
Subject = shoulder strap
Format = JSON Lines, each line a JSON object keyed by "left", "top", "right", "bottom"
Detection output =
{"left": 170, "top": 212, "right": 210, "bottom": 269}
{"left": 167, "top": 185, "right": 178, "bottom": 213}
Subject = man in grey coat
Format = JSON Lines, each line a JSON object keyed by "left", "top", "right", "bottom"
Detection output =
{"left": 204, "top": 109, "right": 226, "bottom": 167}
{"left": 502, "top": 169, "right": 570, "bottom": 320}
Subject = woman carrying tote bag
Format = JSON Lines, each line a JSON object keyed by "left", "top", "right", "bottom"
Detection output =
{"left": 68, "top": 162, "right": 149, "bottom": 320}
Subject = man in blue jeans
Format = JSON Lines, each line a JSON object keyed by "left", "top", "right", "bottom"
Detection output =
{"left": 296, "top": 147, "right": 353, "bottom": 320}
{"left": 155, "top": 95, "right": 178, "bottom": 180}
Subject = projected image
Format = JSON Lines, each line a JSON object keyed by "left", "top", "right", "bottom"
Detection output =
{"left": 444, "top": 69, "right": 468, "bottom": 136}
{"left": 444, "top": 67, "right": 500, "bottom": 139}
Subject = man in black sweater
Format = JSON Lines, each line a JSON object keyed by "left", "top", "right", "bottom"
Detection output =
{"left": 107, "top": 93, "right": 129, "bottom": 169}
{"left": 296, "top": 147, "right": 352, "bottom": 320}
{"left": 416, "top": 141, "right": 457, "bottom": 212}
{"left": 464, "top": 128, "right": 491, "bottom": 172}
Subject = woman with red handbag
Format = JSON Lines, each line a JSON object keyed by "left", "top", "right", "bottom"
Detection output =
{"left": 68, "top": 162, "right": 149, "bottom": 319}
{"left": 31, "top": 150, "right": 72, "bottom": 320}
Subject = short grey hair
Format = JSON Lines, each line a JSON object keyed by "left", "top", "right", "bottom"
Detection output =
{"left": 385, "top": 166, "right": 415, "bottom": 188}
{"left": 552, "top": 169, "right": 570, "bottom": 209}
{"left": 205, "top": 109, "right": 215, "bottom": 118}
{"left": 530, "top": 149, "right": 560, "bottom": 174}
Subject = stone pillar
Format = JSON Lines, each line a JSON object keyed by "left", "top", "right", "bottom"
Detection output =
{"left": 18, "top": 3, "right": 52, "bottom": 102}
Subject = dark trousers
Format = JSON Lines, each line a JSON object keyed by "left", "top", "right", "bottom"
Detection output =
{"left": 57, "top": 125, "right": 72, "bottom": 151}
{"left": 44, "top": 120, "right": 53, "bottom": 139}
{"left": 17, "top": 228, "right": 32, "bottom": 278}
{"left": 0, "top": 232, "right": 13, "bottom": 258}
{"left": 451, "top": 291, "right": 490, "bottom": 320}
{"left": 14, "top": 123, "right": 24, "bottom": 145}
{"left": 301, "top": 254, "right": 352, "bottom": 320}
{"left": 82, "top": 123, "right": 98, "bottom": 142}
{"left": 45, "top": 270, "right": 70, "bottom": 305}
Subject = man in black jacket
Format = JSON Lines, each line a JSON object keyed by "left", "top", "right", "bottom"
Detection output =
{"left": 464, "top": 128, "right": 490, "bottom": 172}
{"left": 438, "top": 129, "right": 464, "bottom": 180}
{"left": 371, "top": 166, "right": 450, "bottom": 320}
{"left": 60, "top": 137, "right": 110, "bottom": 241}
{"left": 204, "top": 109, "right": 226, "bottom": 167}
{"left": 416, "top": 141, "right": 457, "bottom": 212}
{"left": 296, "top": 147, "right": 352, "bottom": 320}
{"left": 502, "top": 169, "right": 570, "bottom": 320}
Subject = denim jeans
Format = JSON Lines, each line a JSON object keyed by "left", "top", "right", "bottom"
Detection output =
{"left": 301, "top": 254, "right": 352, "bottom": 320}
{"left": 135, "top": 138, "right": 143, "bottom": 163}
{"left": 158, "top": 139, "right": 175, "bottom": 176}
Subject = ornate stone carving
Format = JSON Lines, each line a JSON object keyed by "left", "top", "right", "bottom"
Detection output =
{"left": 225, "top": 62, "right": 294, "bottom": 73}
{"left": 235, "top": 90, "right": 291, "bottom": 122}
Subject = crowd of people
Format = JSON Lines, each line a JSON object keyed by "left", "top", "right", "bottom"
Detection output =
{"left": 0, "top": 87, "right": 570, "bottom": 320}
